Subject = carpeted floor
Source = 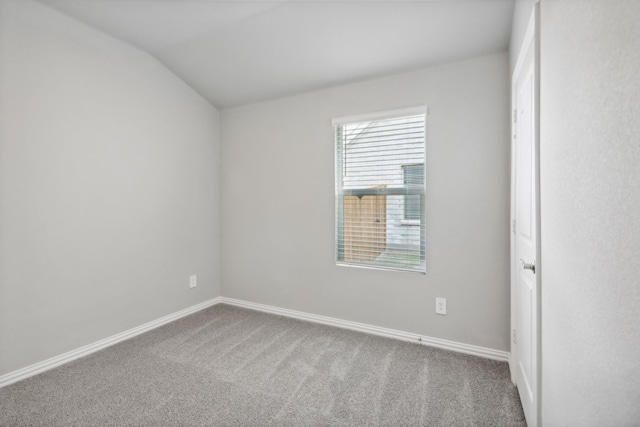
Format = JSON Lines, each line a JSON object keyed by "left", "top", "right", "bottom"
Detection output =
{"left": 0, "top": 304, "right": 527, "bottom": 426}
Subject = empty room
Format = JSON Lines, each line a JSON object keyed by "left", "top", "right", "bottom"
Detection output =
{"left": 0, "top": 0, "right": 638, "bottom": 426}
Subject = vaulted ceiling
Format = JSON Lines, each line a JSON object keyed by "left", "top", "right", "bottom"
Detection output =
{"left": 36, "top": 0, "right": 515, "bottom": 109}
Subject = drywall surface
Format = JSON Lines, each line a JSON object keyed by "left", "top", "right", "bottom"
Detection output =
{"left": 221, "top": 53, "right": 510, "bottom": 351}
{"left": 509, "top": 0, "right": 536, "bottom": 74}
{"left": 0, "top": 0, "right": 221, "bottom": 376}
{"left": 540, "top": 0, "right": 640, "bottom": 424}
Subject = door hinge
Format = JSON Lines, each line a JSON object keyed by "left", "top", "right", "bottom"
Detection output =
{"left": 512, "top": 329, "right": 517, "bottom": 345}
{"left": 512, "top": 108, "right": 518, "bottom": 124}
{"left": 512, "top": 219, "right": 516, "bottom": 234}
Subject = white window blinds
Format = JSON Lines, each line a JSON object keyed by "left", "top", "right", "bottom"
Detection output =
{"left": 334, "top": 107, "right": 426, "bottom": 273}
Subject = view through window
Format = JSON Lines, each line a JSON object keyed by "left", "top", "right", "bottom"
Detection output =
{"left": 334, "top": 108, "right": 426, "bottom": 272}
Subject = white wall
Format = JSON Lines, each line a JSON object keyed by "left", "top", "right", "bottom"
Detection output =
{"left": 540, "top": 0, "right": 640, "bottom": 424}
{"left": 221, "top": 53, "right": 511, "bottom": 351}
{"left": 0, "top": 0, "right": 221, "bottom": 376}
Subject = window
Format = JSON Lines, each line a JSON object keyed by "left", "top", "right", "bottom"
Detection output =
{"left": 333, "top": 107, "right": 426, "bottom": 273}
{"left": 403, "top": 164, "right": 424, "bottom": 221}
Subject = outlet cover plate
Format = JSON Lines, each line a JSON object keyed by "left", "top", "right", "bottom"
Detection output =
{"left": 435, "top": 297, "right": 446, "bottom": 315}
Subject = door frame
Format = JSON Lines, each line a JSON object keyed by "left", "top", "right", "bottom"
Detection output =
{"left": 510, "top": 4, "right": 541, "bottom": 426}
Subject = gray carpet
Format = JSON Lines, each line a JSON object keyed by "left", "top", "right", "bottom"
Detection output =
{"left": 0, "top": 304, "right": 527, "bottom": 426}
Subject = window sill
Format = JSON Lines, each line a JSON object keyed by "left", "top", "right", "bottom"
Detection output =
{"left": 336, "top": 262, "right": 426, "bottom": 275}
{"left": 400, "top": 219, "right": 420, "bottom": 226}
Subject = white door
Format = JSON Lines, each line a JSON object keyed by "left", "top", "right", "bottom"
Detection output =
{"left": 512, "top": 14, "right": 538, "bottom": 427}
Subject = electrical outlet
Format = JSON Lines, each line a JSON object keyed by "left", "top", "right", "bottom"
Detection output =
{"left": 435, "top": 297, "right": 446, "bottom": 315}
{"left": 189, "top": 274, "right": 197, "bottom": 288}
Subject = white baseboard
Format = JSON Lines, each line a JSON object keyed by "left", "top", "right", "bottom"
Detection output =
{"left": 0, "top": 297, "right": 221, "bottom": 388}
{"left": 220, "top": 297, "right": 510, "bottom": 362}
